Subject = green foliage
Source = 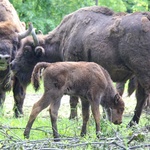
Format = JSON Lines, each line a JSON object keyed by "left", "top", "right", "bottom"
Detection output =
{"left": 10, "top": 0, "right": 95, "bottom": 33}
{"left": 9, "top": 0, "right": 150, "bottom": 34}
{"left": 122, "top": 0, "right": 149, "bottom": 12}
{"left": 98, "top": 0, "right": 127, "bottom": 12}
{"left": 0, "top": 113, "right": 149, "bottom": 149}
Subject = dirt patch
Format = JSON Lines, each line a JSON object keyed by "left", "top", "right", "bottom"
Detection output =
{"left": 4, "top": 90, "right": 138, "bottom": 119}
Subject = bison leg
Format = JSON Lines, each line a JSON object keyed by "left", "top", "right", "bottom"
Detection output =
{"left": 80, "top": 99, "right": 90, "bottom": 137}
{"left": 49, "top": 98, "right": 61, "bottom": 141}
{"left": 116, "top": 82, "right": 125, "bottom": 96}
{"left": 90, "top": 99, "right": 100, "bottom": 138}
{"left": 128, "top": 83, "right": 146, "bottom": 126}
{"left": 24, "top": 92, "right": 51, "bottom": 139}
{"left": 128, "top": 76, "right": 137, "bottom": 96}
{"left": 0, "top": 92, "right": 5, "bottom": 115}
{"left": 13, "top": 77, "right": 26, "bottom": 117}
{"left": 69, "top": 96, "right": 79, "bottom": 119}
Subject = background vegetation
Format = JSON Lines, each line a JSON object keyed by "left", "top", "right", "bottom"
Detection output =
{"left": 10, "top": 0, "right": 150, "bottom": 34}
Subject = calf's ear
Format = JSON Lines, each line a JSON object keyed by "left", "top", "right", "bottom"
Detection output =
{"left": 35, "top": 46, "right": 45, "bottom": 57}
{"left": 114, "top": 93, "right": 120, "bottom": 104}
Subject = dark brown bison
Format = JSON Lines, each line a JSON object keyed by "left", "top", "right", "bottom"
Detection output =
{"left": 11, "top": 6, "right": 150, "bottom": 126}
{"left": 24, "top": 61, "right": 124, "bottom": 141}
{"left": 0, "top": 0, "right": 32, "bottom": 114}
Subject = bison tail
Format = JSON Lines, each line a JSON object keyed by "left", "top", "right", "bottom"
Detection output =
{"left": 31, "top": 62, "right": 50, "bottom": 91}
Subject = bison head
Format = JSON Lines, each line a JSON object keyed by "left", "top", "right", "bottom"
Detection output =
{"left": 103, "top": 93, "right": 124, "bottom": 125}
{"left": 0, "top": 21, "right": 33, "bottom": 71}
{"left": 10, "top": 32, "right": 46, "bottom": 87}
{"left": 11, "top": 28, "right": 62, "bottom": 88}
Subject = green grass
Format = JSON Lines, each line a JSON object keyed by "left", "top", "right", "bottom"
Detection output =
{"left": 0, "top": 82, "right": 150, "bottom": 149}
{"left": 0, "top": 112, "right": 149, "bottom": 149}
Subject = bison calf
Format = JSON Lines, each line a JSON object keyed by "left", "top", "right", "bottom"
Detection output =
{"left": 24, "top": 62, "right": 124, "bottom": 141}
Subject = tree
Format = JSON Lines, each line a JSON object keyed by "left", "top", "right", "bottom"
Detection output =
{"left": 10, "top": 0, "right": 150, "bottom": 34}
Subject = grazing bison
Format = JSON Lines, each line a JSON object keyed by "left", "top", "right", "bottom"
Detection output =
{"left": 0, "top": 0, "right": 32, "bottom": 114}
{"left": 11, "top": 6, "right": 150, "bottom": 126}
{"left": 24, "top": 62, "right": 124, "bottom": 141}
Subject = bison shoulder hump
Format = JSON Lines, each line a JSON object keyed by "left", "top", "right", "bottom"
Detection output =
{"left": 81, "top": 6, "right": 114, "bottom": 16}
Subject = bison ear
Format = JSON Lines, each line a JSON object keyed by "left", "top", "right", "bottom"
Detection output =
{"left": 35, "top": 46, "right": 45, "bottom": 57}
{"left": 114, "top": 93, "right": 120, "bottom": 105}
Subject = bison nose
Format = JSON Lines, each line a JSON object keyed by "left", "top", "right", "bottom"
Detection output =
{"left": 0, "top": 54, "right": 11, "bottom": 70}
{"left": 0, "top": 54, "right": 10, "bottom": 62}
{"left": 114, "top": 120, "right": 122, "bottom": 125}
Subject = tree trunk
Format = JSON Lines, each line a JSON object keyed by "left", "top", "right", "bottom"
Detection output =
{"left": 95, "top": 0, "right": 98, "bottom": 6}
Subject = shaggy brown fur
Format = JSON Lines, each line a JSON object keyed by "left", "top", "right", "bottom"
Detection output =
{"left": 0, "top": 0, "right": 31, "bottom": 116}
{"left": 0, "top": 0, "right": 25, "bottom": 32}
{"left": 24, "top": 62, "right": 124, "bottom": 141}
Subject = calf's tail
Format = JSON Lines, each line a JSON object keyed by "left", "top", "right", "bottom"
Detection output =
{"left": 31, "top": 62, "right": 50, "bottom": 91}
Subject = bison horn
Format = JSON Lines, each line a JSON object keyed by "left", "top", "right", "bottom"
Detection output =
{"left": 18, "top": 23, "right": 33, "bottom": 40}
{"left": 31, "top": 28, "right": 39, "bottom": 46}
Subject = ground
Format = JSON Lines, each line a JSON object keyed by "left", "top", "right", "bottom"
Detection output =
{"left": 1, "top": 87, "right": 150, "bottom": 149}
{"left": 4, "top": 87, "right": 137, "bottom": 118}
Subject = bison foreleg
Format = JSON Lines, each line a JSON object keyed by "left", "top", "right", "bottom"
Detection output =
{"left": 69, "top": 96, "right": 79, "bottom": 119}
{"left": 13, "top": 77, "right": 26, "bottom": 117}
{"left": 80, "top": 99, "right": 90, "bottom": 137}
{"left": 128, "top": 83, "right": 146, "bottom": 126}
{"left": 0, "top": 92, "right": 6, "bottom": 115}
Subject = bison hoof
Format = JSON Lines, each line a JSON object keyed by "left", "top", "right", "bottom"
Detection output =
{"left": 54, "top": 137, "right": 61, "bottom": 142}
{"left": 24, "top": 131, "right": 29, "bottom": 139}
{"left": 80, "top": 131, "right": 86, "bottom": 137}
{"left": 127, "top": 120, "right": 137, "bottom": 128}
{"left": 69, "top": 113, "right": 78, "bottom": 120}
{"left": 96, "top": 131, "right": 102, "bottom": 139}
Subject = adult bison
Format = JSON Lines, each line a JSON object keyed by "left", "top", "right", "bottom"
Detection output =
{"left": 0, "top": 0, "right": 32, "bottom": 116}
{"left": 11, "top": 6, "right": 150, "bottom": 126}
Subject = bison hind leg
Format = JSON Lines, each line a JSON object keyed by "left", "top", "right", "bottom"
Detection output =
{"left": 80, "top": 98, "right": 90, "bottom": 137}
{"left": 69, "top": 96, "right": 79, "bottom": 120}
{"left": 48, "top": 94, "right": 63, "bottom": 141}
{"left": 24, "top": 92, "right": 52, "bottom": 139}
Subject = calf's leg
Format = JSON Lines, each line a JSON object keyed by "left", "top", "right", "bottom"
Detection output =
{"left": 69, "top": 96, "right": 79, "bottom": 119}
{"left": 80, "top": 99, "right": 90, "bottom": 137}
{"left": 49, "top": 97, "right": 61, "bottom": 141}
{"left": 90, "top": 99, "right": 101, "bottom": 138}
{"left": 24, "top": 92, "right": 51, "bottom": 139}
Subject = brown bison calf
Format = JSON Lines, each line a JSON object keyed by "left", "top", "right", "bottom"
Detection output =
{"left": 24, "top": 62, "right": 124, "bottom": 141}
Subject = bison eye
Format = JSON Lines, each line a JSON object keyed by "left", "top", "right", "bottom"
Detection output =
{"left": 24, "top": 46, "right": 32, "bottom": 56}
{"left": 119, "top": 108, "right": 124, "bottom": 114}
